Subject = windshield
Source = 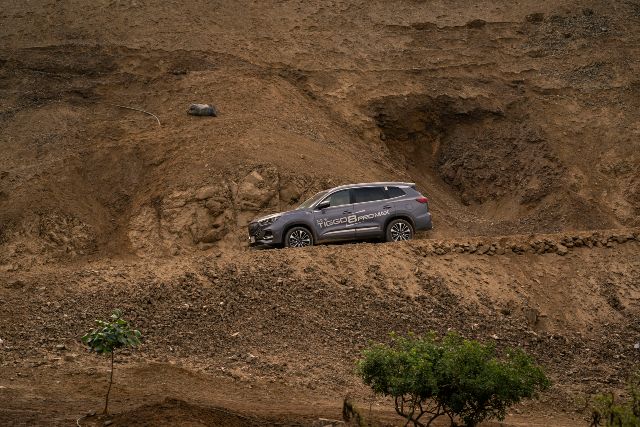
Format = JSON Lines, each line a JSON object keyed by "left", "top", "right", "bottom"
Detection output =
{"left": 297, "top": 190, "right": 328, "bottom": 209}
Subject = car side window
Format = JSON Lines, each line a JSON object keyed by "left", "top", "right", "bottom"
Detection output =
{"left": 323, "top": 189, "right": 351, "bottom": 207}
{"left": 387, "top": 186, "right": 406, "bottom": 198}
{"left": 353, "top": 187, "right": 386, "bottom": 204}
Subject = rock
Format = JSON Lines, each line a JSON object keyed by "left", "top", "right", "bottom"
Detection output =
{"left": 187, "top": 103, "right": 218, "bottom": 116}
{"left": 197, "top": 242, "right": 216, "bottom": 251}
{"left": 279, "top": 181, "right": 303, "bottom": 204}
{"left": 615, "top": 235, "right": 627, "bottom": 244}
{"left": 466, "top": 19, "right": 486, "bottom": 28}
{"left": 434, "top": 248, "right": 445, "bottom": 255}
{"left": 204, "top": 198, "right": 224, "bottom": 214}
{"left": 237, "top": 170, "right": 277, "bottom": 210}
{"left": 526, "top": 12, "right": 545, "bottom": 23}
{"left": 6, "top": 280, "right": 25, "bottom": 289}
{"left": 195, "top": 186, "right": 217, "bottom": 200}
{"left": 55, "top": 344, "right": 66, "bottom": 351}
{"left": 87, "top": 410, "right": 97, "bottom": 417}
{"left": 523, "top": 307, "right": 539, "bottom": 326}
{"left": 477, "top": 244, "right": 490, "bottom": 255}
{"left": 103, "top": 420, "right": 113, "bottom": 426}
{"left": 556, "top": 244, "right": 568, "bottom": 256}
{"left": 64, "top": 353, "right": 78, "bottom": 362}
{"left": 495, "top": 246, "right": 505, "bottom": 255}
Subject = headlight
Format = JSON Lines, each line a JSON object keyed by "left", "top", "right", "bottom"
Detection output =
{"left": 258, "top": 215, "right": 280, "bottom": 227}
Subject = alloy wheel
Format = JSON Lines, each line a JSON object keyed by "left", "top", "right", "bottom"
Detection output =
{"left": 288, "top": 229, "right": 312, "bottom": 247}
{"left": 390, "top": 222, "right": 411, "bottom": 241}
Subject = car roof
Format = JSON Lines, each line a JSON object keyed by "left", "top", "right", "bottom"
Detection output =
{"left": 329, "top": 182, "right": 415, "bottom": 191}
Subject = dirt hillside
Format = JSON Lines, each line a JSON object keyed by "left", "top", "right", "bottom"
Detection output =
{"left": 1, "top": 0, "right": 640, "bottom": 426}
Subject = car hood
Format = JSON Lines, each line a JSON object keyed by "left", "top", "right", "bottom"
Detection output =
{"left": 252, "top": 209, "right": 305, "bottom": 223}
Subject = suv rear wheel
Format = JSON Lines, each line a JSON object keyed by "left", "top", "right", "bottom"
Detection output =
{"left": 284, "top": 226, "right": 314, "bottom": 248}
{"left": 386, "top": 219, "right": 414, "bottom": 242}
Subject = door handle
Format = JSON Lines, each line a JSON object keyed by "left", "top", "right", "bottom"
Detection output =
{"left": 383, "top": 205, "right": 392, "bottom": 209}
{"left": 343, "top": 210, "right": 352, "bottom": 214}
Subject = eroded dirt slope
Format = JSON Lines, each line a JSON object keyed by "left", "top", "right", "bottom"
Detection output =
{"left": 1, "top": 0, "right": 640, "bottom": 263}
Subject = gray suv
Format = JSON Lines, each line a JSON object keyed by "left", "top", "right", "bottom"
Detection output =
{"left": 248, "top": 182, "right": 432, "bottom": 248}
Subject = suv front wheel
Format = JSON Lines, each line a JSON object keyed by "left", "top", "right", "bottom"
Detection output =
{"left": 386, "top": 219, "right": 414, "bottom": 242}
{"left": 284, "top": 226, "right": 314, "bottom": 248}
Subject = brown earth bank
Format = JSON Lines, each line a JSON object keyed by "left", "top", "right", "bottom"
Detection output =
{"left": 1, "top": 0, "right": 640, "bottom": 425}
{"left": 1, "top": 230, "right": 640, "bottom": 426}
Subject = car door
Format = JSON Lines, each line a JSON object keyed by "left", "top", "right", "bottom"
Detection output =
{"left": 351, "top": 186, "right": 393, "bottom": 238}
{"left": 312, "top": 189, "right": 355, "bottom": 242}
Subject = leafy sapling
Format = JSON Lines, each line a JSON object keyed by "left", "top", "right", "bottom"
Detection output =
{"left": 81, "top": 309, "right": 142, "bottom": 415}
{"left": 357, "top": 332, "right": 550, "bottom": 427}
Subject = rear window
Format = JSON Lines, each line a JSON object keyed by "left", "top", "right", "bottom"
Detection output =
{"left": 387, "top": 186, "right": 406, "bottom": 198}
{"left": 353, "top": 187, "right": 387, "bottom": 203}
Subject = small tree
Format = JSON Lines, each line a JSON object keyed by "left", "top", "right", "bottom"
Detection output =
{"left": 81, "top": 309, "right": 141, "bottom": 415}
{"left": 357, "top": 332, "right": 550, "bottom": 427}
{"left": 590, "top": 371, "right": 640, "bottom": 426}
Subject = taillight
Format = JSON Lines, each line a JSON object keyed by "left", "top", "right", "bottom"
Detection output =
{"left": 416, "top": 197, "right": 428, "bottom": 203}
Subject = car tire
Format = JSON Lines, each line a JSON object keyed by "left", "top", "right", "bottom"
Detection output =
{"left": 284, "top": 226, "right": 314, "bottom": 248}
{"left": 385, "top": 219, "right": 414, "bottom": 242}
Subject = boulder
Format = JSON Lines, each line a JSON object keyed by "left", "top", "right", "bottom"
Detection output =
{"left": 187, "top": 104, "right": 218, "bottom": 116}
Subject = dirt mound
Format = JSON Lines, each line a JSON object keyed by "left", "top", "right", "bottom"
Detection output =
{"left": 81, "top": 398, "right": 298, "bottom": 427}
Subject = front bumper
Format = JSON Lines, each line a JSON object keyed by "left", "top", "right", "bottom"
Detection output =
{"left": 247, "top": 222, "right": 283, "bottom": 247}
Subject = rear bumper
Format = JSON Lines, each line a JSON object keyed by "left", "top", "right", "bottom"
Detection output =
{"left": 414, "top": 212, "right": 433, "bottom": 231}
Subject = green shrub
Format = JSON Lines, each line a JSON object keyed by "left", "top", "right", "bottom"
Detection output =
{"left": 357, "top": 332, "right": 550, "bottom": 427}
{"left": 590, "top": 371, "right": 640, "bottom": 426}
{"left": 82, "top": 309, "right": 141, "bottom": 414}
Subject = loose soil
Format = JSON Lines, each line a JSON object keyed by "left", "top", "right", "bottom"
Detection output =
{"left": 1, "top": 0, "right": 639, "bottom": 426}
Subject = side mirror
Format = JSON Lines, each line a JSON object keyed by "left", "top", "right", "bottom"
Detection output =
{"left": 315, "top": 200, "right": 330, "bottom": 210}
